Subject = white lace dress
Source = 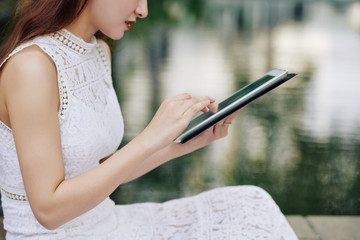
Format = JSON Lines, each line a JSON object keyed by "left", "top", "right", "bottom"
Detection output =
{"left": 0, "top": 29, "right": 298, "bottom": 240}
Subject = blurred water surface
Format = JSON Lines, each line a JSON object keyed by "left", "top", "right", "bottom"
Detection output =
{"left": 0, "top": 0, "right": 359, "bottom": 215}
{"left": 111, "top": 0, "right": 360, "bottom": 215}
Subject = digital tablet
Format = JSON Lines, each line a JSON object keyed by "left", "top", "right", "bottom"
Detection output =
{"left": 174, "top": 69, "right": 297, "bottom": 144}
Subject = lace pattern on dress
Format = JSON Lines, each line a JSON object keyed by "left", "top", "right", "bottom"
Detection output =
{"left": 51, "top": 29, "right": 95, "bottom": 55}
{"left": 57, "top": 73, "right": 69, "bottom": 118}
{"left": 0, "top": 120, "right": 15, "bottom": 150}
{"left": 0, "top": 185, "right": 29, "bottom": 207}
{"left": 95, "top": 43, "right": 111, "bottom": 75}
{"left": 1, "top": 186, "right": 28, "bottom": 202}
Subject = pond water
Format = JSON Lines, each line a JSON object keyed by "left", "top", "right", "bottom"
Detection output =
{"left": 111, "top": 0, "right": 360, "bottom": 215}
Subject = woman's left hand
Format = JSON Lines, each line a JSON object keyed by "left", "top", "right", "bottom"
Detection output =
{"left": 171, "top": 110, "right": 240, "bottom": 155}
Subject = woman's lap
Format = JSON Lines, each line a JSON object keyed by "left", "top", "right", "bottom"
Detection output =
{"left": 112, "top": 186, "right": 298, "bottom": 239}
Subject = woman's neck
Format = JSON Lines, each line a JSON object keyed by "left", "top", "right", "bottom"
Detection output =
{"left": 65, "top": 7, "right": 98, "bottom": 43}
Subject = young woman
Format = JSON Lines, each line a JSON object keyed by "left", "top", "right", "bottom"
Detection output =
{"left": 0, "top": 0, "right": 298, "bottom": 239}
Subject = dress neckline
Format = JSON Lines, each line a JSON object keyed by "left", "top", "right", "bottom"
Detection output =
{"left": 51, "top": 29, "right": 97, "bottom": 55}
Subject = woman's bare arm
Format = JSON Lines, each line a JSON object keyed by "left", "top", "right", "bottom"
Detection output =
{"left": 2, "top": 46, "right": 155, "bottom": 229}
{"left": 2, "top": 46, "right": 214, "bottom": 230}
{"left": 122, "top": 111, "right": 238, "bottom": 183}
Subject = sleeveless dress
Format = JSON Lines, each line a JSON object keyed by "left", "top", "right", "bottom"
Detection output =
{"left": 0, "top": 29, "right": 298, "bottom": 240}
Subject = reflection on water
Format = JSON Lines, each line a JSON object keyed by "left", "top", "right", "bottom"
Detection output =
{"left": 112, "top": 0, "right": 360, "bottom": 215}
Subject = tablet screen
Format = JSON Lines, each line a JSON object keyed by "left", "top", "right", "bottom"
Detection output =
{"left": 184, "top": 74, "right": 275, "bottom": 131}
{"left": 218, "top": 74, "right": 274, "bottom": 108}
{"left": 175, "top": 70, "right": 296, "bottom": 143}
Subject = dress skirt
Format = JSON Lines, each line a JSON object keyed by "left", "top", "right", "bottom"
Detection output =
{"left": 20, "top": 186, "right": 299, "bottom": 240}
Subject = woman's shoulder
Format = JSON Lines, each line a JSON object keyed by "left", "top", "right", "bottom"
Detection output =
{"left": 8, "top": 44, "right": 54, "bottom": 64}
{"left": 1, "top": 45, "right": 56, "bottom": 83}
{"left": 0, "top": 43, "right": 59, "bottom": 131}
{"left": 0, "top": 44, "right": 58, "bottom": 101}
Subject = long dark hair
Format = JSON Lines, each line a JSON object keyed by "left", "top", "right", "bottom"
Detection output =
{"left": 0, "top": 0, "right": 106, "bottom": 65}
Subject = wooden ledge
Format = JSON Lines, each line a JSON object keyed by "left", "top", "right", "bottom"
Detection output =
{"left": 286, "top": 215, "right": 360, "bottom": 240}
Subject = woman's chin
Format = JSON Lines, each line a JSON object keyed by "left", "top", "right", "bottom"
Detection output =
{"left": 107, "top": 30, "right": 125, "bottom": 40}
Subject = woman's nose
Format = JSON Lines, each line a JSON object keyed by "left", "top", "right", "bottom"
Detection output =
{"left": 135, "top": 0, "right": 148, "bottom": 18}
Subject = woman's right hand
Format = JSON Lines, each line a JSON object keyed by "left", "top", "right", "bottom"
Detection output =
{"left": 138, "top": 93, "right": 217, "bottom": 151}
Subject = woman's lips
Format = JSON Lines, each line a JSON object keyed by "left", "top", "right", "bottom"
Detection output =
{"left": 125, "top": 21, "right": 135, "bottom": 30}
